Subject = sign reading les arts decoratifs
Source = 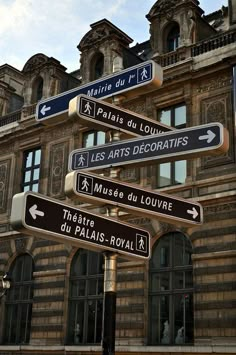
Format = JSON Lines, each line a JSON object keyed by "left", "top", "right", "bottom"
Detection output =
{"left": 68, "top": 122, "right": 229, "bottom": 172}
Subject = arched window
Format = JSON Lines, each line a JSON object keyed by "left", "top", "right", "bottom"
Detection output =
{"left": 90, "top": 53, "right": 104, "bottom": 81}
{"left": 31, "top": 76, "right": 43, "bottom": 103}
{"left": 148, "top": 232, "right": 194, "bottom": 345}
{"left": 3, "top": 254, "right": 34, "bottom": 344}
{"left": 67, "top": 249, "right": 104, "bottom": 344}
{"left": 167, "top": 24, "right": 180, "bottom": 52}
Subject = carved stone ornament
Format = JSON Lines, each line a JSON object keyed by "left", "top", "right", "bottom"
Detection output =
{"left": 148, "top": 0, "right": 176, "bottom": 20}
{"left": 48, "top": 142, "right": 68, "bottom": 197}
{"left": 0, "top": 160, "right": 11, "bottom": 213}
{"left": 15, "top": 238, "right": 27, "bottom": 252}
{"left": 22, "top": 53, "right": 48, "bottom": 73}
{"left": 79, "top": 25, "right": 112, "bottom": 49}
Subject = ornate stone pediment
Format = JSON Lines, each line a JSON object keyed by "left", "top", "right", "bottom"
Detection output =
{"left": 147, "top": 0, "right": 200, "bottom": 20}
{"left": 148, "top": 0, "right": 177, "bottom": 20}
{"left": 22, "top": 53, "right": 48, "bottom": 73}
{"left": 78, "top": 19, "right": 132, "bottom": 51}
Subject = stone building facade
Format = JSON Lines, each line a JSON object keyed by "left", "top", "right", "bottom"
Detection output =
{"left": 0, "top": 0, "right": 236, "bottom": 354}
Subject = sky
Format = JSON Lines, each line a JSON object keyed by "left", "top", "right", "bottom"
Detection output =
{"left": 0, "top": 0, "right": 228, "bottom": 73}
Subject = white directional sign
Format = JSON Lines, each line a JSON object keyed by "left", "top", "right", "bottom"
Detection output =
{"left": 69, "top": 94, "right": 173, "bottom": 137}
{"left": 10, "top": 192, "right": 151, "bottom": 260}
{"left": 65, "top": 171, "right": 203, "bottom": 227}
{"left": 68, "top": 122, "right": 229, "bottom": 172}
{"left": 36, "top": 60, "right": 163, "bottom": 124}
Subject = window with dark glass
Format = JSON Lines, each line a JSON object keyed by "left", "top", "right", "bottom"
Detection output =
{"left": 21, "top": 147, "right": 41, "bottom": 192}
{"left": 148, "top": 232, "right": 193, "bottom": 345}
{"left": 82, "top": 130, "right": 106, "bottom": 148}
{"left": 90, "top": 53, "right": 104, "bottom": 81}
{"left": 67, "top": 249, "right": 104, "bottom": 344}
{"left": 157, "top": 104, "right": 186, "bottom": 187}
{"left": 3, "top": 254, "right": 34, "bottom": 344}
{"left": 32, "top": 76, "right": 43, "bottom": 103}
{"left": 167, "top": 24, "right": 180, "bottom": 52}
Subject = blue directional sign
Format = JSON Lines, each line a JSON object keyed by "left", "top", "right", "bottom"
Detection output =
{"left": 68, "top": 123, "right": 229, "bottom": 172}
{"left": 36, "top": 60, "right": 163, "bottom": 124}
{"left": 10, "top": 192, "right": 151, "bottom": 260}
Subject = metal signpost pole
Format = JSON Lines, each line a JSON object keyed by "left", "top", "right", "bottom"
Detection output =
{"left": 102, "top": 250, "right": 117, "bottom": 355}
{"left": 102, "top": 99, "right": 122, "bottom": 355}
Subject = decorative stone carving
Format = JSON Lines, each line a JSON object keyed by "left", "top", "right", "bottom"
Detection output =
{"left": 23, "top": 54, "right": 48, "bottom": 73}
{"left": 206, "top": 101, "right": 225, "bottom": 125}
{"left": 195, "top": 75, "right": 231, "bottom": 94}
{"left": 0, "top": 159, "right": 11, "bottom": 213}
{"left": 204, "top": 202, "right": 236, "bottom": 214}
{"left": 200, "top": 94, "right": 233, "bottom": 167}
{"left": 123, "top": 101, "right": 146, "bottom": 115}
{"left": 120, "top": 168, "right": 139, "bottom": 183}
{"left": 149, "top": 0, "right": 176, "bottom": 20}
{"left": 48, "top": 142, "right": 68, "bottom": 197}
{"left": 15, "top": 238, "right": 27, "bottom": 252}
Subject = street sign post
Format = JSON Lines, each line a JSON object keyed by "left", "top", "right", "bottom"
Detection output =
{"left": 65, "top": 171, "right": 203, "bottom": 227}
{"left": 68, "top": 122, "right": 229, "bottom": 172}
{"left": 69, "top": 94, "right": 173, "bottom": 137}
{"left": 36, "top": 60, "right": 163, "bottom": 124}
{"left": 10, "top": 192, "right": 151, "bottom": 260}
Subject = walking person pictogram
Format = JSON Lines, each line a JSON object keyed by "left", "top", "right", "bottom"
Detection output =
{"left": 81, "top": 177, "right": 90, "bottom": 191}
{"left": 84, "top": 101, "right": 92, "bottom": 115}
{"left": 77, "top": 154, "right": 86, "bottom": 167}
{"left": 141, "top": 67, "right": 148, "bottom": 80}
{"left": 136, "top": 234, "right": 147, "bottom": 254}
{"left": 138, "top": 236, "right": 145, "bottom": 250}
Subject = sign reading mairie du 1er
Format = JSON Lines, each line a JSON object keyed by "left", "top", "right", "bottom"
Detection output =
{"left": 10, "top": 192, "right": 151, "bottom": 260}
{"left": 69, "top": 94, "right": 173, "bottom": 137}
{"left": 65, "top": 171, "right": 203, "bottom": 227}
{"left": 68, "top": 122, "right": 229, "bottom": 172}
{"left": 36, "top": 60, "right": 163, "bottom": 124}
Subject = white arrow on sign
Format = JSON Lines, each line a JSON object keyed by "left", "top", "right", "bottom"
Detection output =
{"left": 187, "top": 207, "right": 198, "bottom": 219}
{"left": 198, "top": 129, "right": 216, "bottom": 143}
{"left": 29, "top": 204, "right": 44, "bottom": 220}
{"left": 40, "top": 104, "right": 51, "bottom": 116}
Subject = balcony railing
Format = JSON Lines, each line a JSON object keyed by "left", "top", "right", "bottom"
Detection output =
{"left": 0, "top": 110, "right": 21, "bottom": 127}
{"left": 191, "top": 30, "right": 236, "bottom": 56}
{"left": 157, "top": 29, "right": 236, "bottom": 67}
{"left": 0, "top": 103, "right": 38, "bottom": 130}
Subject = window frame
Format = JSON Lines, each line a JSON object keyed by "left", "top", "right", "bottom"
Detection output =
{"left": 166, "top": 24, "right": 180, "bottom": 52}
{"left": 148, "top": 232, "right": 194, "bottom": 346}
{"left": 156, "top": 103, "right": 187, "bottom": 188}
{"left": 82, "top": 130, "right": 106, "bottom": 148}
{"left": 21, "top": 147, "right": 41, "bottom": 192}
{"left": 3, "top": 254, "right": 34, "bottom": 345}
{"left": 67, "top": 249, "right": 104, "bottom": 345}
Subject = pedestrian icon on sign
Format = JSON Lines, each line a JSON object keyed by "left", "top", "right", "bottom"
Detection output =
{"left": 141, "top": 67, "right": 148, "bottom": 80}
{"left": 77, "top": 174, "right": 93, "bottom": 195}
{"left": 81, "top": 177, "right": 90, "bottom": 191}
{"left": 75, "top": 152, "right": 89, "bottom": 169}
{"left": 84, "top": 102, "right": 92, "bottom": 115}
{"left": 80, "top": 97, "right": 96, "bottom": 118}
{"left": 136, "top": 234, "right": 148, "bottom": 254}
{"left": 137, "top": 64, "right": 151, "bottom": 83}
{"left": 78, "top": 155, "right": 86, "bottom": 166}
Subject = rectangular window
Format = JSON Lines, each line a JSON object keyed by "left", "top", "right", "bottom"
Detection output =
{"left": 21, "top": 148, "right": 41, "bottom": 192}
{"left": 82, "top": 130, "right": 105, "bottom": 148}
{"left": 157, "top": 104, "right": 186, "bottom": 187}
